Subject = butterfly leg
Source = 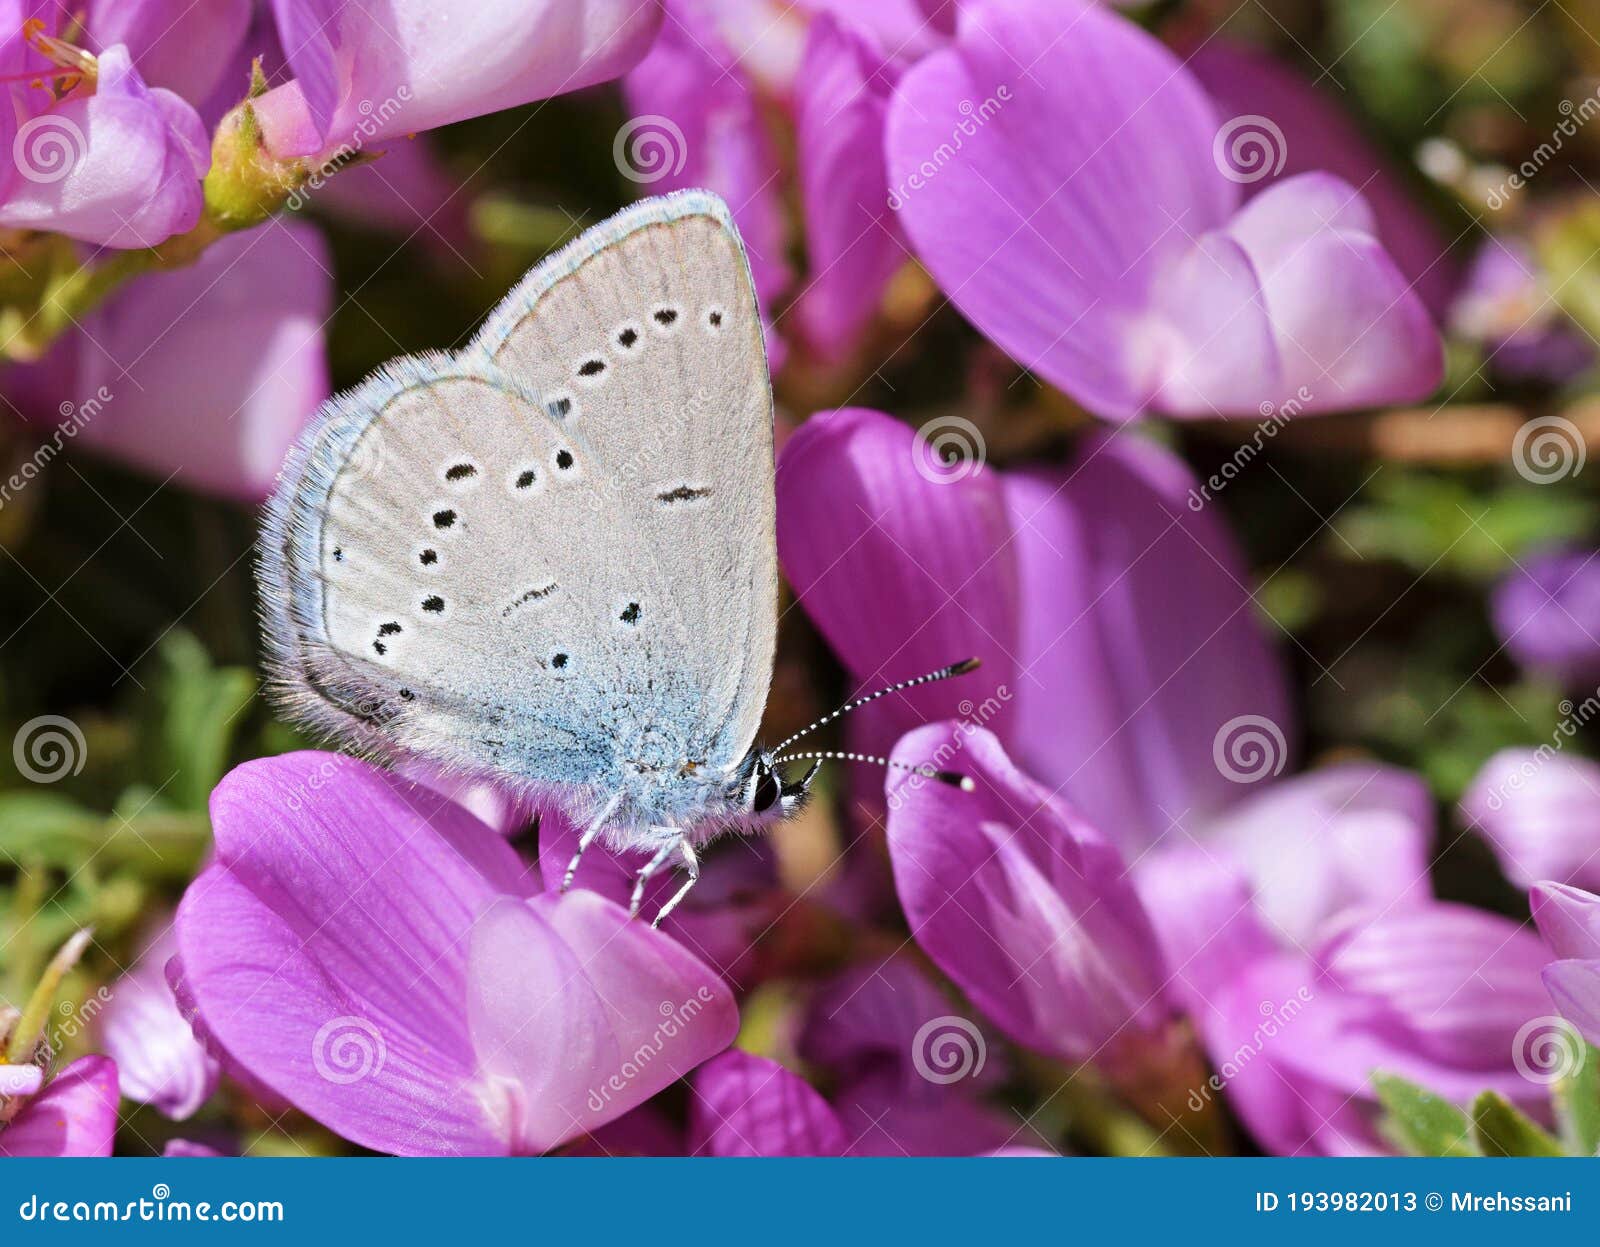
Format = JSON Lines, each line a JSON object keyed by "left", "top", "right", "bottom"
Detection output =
{"left": 651, "top": 837, "right": 699, "bottom": 929}
{"left": 629, "top": 840, "right": 678, "bottom": 918}
{"left": 561, "top": 793, "right": 622, "bottom": 892}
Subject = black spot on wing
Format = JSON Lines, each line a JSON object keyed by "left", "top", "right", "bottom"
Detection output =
{"left": 656, "top": 485, "right": 712, "bottom": 504}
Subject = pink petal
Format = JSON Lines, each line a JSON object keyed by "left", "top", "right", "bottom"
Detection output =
{"left": 1463, "top": 751, "right": 1600, "bottom": 893}
{"left": 1318, "top": 903, "right": 1551, "bottom": 1074}
{"left": 271, "top": 0, "right": 341, "bottom": 138}
{"left": 469, "top": 892, "right": 738, "bottom": 1154}
{"left": 66, "top": 218, "right": 332, "bottom": 501}
{"left": 0, "top": 1056, "right": 119, "bottom": 1157}
{"left": 164, "top": 1138, "right": 228, "bottom": 1157}
{"left": 887, "top": 0, "right": 1234, "bottom": 418}
{"left": 176, "top": 752, "right": 538, "bottom": 1156}
{"left": 1189, "top": 39, "right": 1457, "bottom": 316}
{"left": 622, "top": 5, "right": 791, "bottom": 306}
{"left": 260, "top": 1, "right": 663, "bottom": 159}
{"left": 832, "top": 1067, "right": 1031, "bottom": 1156}
{"left": 1489, "top": 547, "right": 1600, "bottom": 685}
{"left": 1200, "top": 763, "right": 1434, "bottom": 947}
{"left": 1542, "top": 960, "right": 1600, "bottom": 1048}
{"left": 0, "top": 1063, "right": 44, "bottom": 1097}
{"left": 689, "top": 1051, "right": 847, "bottom": 1157}
{"left": 775, "top": 408, "right": 1020, "bottom": 760}
{"left": 0, "top": 46, "right": 207, "bottom": 248}
{"left": 1134, "top": 847, "right": 1276, "bottom": 1016}
{"left": 86, "top": 0, "right": 254, "bottom": 107}
{"left": 1003, "top": 431, "right": 1293, "bottom": 852}
{"left": 538, "top": 807, "right": 778, "bottom": 987}
{"left": 887, "top": 724, "right": 1169, "bottom": 1061}
{"left": 1219, "top": 173, "right": 1444, "bottom": 410}
{"left": 791, "top": 15, "right": 908, "bottom": 361}
{"left": 798, "top": 956, "right": 1000, "bottom": 1092}
{"left": 1531, "top": 881, "right": 1600, "bottom": 961}
{"left": 99, "top": 923, "right": 221, "bottom": 1120}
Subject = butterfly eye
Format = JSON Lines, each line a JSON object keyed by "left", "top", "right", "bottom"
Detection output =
{"left": 751, "top": 768, "right": 780, "bottom": 814}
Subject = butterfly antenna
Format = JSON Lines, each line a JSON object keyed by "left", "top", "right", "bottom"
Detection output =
{"left": 770, "top": 657, "right": 981, "bottom": 756}
{"left": 777, "top": 749, "right": 974, "bottom": 792}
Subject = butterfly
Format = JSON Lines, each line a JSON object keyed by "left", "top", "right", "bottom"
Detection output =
{"left": 260, "top": 190, "right": 974, "bottom": 924}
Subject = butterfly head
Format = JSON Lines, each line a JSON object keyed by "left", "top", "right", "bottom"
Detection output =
{"left": 732, "top": 747, "right": 818, "bottom": 821}
{"left": 728, "top": 658, "right": 983, "bottom": 823}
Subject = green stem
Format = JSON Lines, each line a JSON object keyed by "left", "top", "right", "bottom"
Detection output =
{"left": 4, "top": 928, "right": 91, "bottom": 1064}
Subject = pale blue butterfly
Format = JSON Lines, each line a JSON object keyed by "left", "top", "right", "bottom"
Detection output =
{"left": 260, "top": 191, "right": 974, "bottom": 923}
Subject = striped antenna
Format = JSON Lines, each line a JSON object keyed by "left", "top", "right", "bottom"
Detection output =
{"left": 777, "top": 749, "right": 974, "bottom": 791}
{"left": 770, "top": 657, "right": 981, "bottom": 757}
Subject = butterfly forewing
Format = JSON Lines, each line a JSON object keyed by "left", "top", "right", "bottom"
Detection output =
{"left": 475, "top": 196, "right": 777, "bottom": 771}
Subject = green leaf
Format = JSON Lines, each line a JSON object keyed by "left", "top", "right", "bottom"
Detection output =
{"left": 1373, "top": 1072, "right": 1478, "bottom": 1156}
{"left": 1553, "top": 1044, "right": 1600, "bottom": 1156}
{"left": 0, "top": 791, "right": 208, "bottom": 879}
{"left": 141, "top": 631, "right": 257, "bottom": 810}
{"left": 1471, "top": 1091, "right": 1566, "bottom": 1157}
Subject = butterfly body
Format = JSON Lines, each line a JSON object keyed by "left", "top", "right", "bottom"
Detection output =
{"left": 261, "top": 193, "right": 797, "bottom": 886}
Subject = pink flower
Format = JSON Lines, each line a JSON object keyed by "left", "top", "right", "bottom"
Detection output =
{"left": 622, "top": 0, "right": 791, "bottom": 309}
{"left": 254, "top": 1, "right": 664, "bottom": 161}
{"left": 776, "top": 408, "right": 1290, "bottom": 853}
{"left": 4, "top": 218, "right": 332, "bottom": 502}
{"left": 1462, "top": 750, "right": 1600, "bottom": 894}
{"left": 889, "top": 725, "right": 1171, "bottom": 1064}
{"left": 1531, "top": 881, "right": 1600, "bottom": 1045}
{"left": 99, "top": 923, "right": 220, "bottom": 1121}
{"left": 0, "top": 16, "right": 208, "bottom": 248}
{"left": 174, "top": 752, "right": 738, "bottom": 1156}
{"left": 0, "top": 1056, "right": 119, "bottom": 1157}
{"left": 886, "top": 1, "right": 1442, "bottom": 418}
